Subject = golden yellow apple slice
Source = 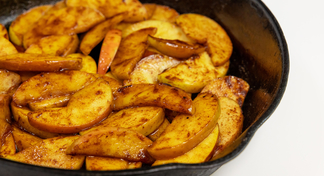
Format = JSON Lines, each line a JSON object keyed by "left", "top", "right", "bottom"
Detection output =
{"left": 11, "top": 125, "right": 42, "bottom": 152}
{"left": 148, "top": 118, "right": 170, "bottom": 141}
{"left": 11, "top": 102, "right": 60, "bottom": 138}
{"left": 123, "top": 54, "right": 181, "bottom": 86}
{"left": 67, "top": 127, "right": 155, "bottom": 164}
{"left": 8, "top": 5, "right": 52, "bottom": 46}
{"left": 147, "top": 35, "right": 205, "bottom": 59}
{"left": 158, "top": 52, "right": 229, "bottom": 93}
{"left": 66, "top": 53, "right": 97, "bottom": 74}
{"left": 98, "top": 29, "right": 122, "bottom": 75}
{"left": 66, "top": 0, "right": 147, "bottom": 22}
{"left": 5, "top": 136, "right": 85, "bottom": 169}
{"left": 13, "top": 71, "right": 96, "bottom": 106}
{"left": 212, "top": 97, "right": 244, "bottom": 159}
{"left": 148, "top": 4, "right": 179, "bottom": 23}
{"left": 201, "top": 76, "right": 250, "bottom": 107}
{"left": 80, "top": 13, "right": 125, "bottom": 56}
{"left": 0, "top": 23, "right": 9, "bottom": 39}
{"left": 0, "top": 53, "right": 82, "bottom": 72}
{"left": 0, "top": 94, "right": 11, "bottom": 123}
{"left": 35, "top": 6, "right": 105, "bottom": 35}
{"left": 147, "top": 93, "right": 220, "bottom": 160}
{"left": 176, "top": 13, "right": 232, "bottom": 66}
{"left": 28, "top": 78, "right": 113, "bottom": 134}
{"left": 86, "top": 156, "right": 142, "bottom": 171}
{"left": 0, "top": 119, "right": 11, "bottom": 147}
{"left": 110, "top": 27, "right": 157, "bottom": 80}
{"left": 80, "top": 106, "right": 165, "bottom": 136}
{"left": 122, "top": 20, "right": 195, "bottom": 44}
{"left": 113, "top": 83, "right": 192, "bottom": 114}
{"left": 143, "top": 3, "right": 157, "bottom": 19}
{"left": 0, "top": 37, "right": 18, "bottom": 56}
{"left": 95, "top": 74, "right": 123, "bottom": 95}
{"left": 0, "top": 133, "right": 16, "bottom": 157}
{"left": 152, "top": 125, "right": 219, "bottom": 166}
{"left": 0, "top": 69, "right": 21, "bottom": 95}
{"left": 25, "top": 34, "right": 79, "bottom": 57}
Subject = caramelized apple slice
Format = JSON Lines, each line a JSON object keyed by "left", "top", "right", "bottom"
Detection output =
{"left": 98, "top": 29, "right": 122, "bottom": 75}
{"left": 147, "top": 93, "right": 220, "bottom": 160}
{"left": 11, "top": 125, "right": 42, "bottom": 151}
{"left": 201, "top": 76, "right": 250, "bottom": 107}
{"left": 86, "top": 156, "right": 142, "bottom": 171}
{"left": 0, "top": 69, "right": 21, "bottom": 96}
{"left": 80, "top": 106, "right": 164, "bottom": 136}
{"left": 0, "top": 94, "right": 12, "bottom": 123}
{"left": 113, "top": 83, "right": 192, "bottom": 114}
{"left": 152, "top": 125, "right": 219, "bottom": 166}
{"left": 0, "top": 53, "right": 82, "bottom": 72}
{"left": 0, "top": 37, "right": 18, "bottom": 56}
{"left": 66, "top": 53, "right": 97, "bottom": 74}
{"left": 110, "top": 27, "right": 157, "bottom": 80}
{"left": 80, "top": 13, "right": 125, "bottom": 55}
{"left": 67, "top": 127, "right": 155, "bottom": 164}
{"left": 176, "top": 13, "right": 233, "bottom": 66}
{"left": 28, "top": 78, "right": 113, "bottom": 134}
{"left": 148, "top": 118, "right": 170, "bottom": 141}
{"left": 148, "top": 35, "right": 205, "bottom": 59}
{"left": 5, "top": 136, "right": 85, "bottom": 169}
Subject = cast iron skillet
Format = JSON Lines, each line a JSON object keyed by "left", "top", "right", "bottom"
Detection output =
{"left": 0, "top": 0, "right": 289, "bottom": 175}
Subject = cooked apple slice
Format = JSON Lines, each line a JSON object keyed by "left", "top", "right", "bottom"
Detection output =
{"left": 8, "top": 5, "right": 51, "bottom": 46}
{"left": 5, "top": 136, "right": 85, "bottom": 169}
{"left": 0, "top": 37, "right": 18, "bottom": 56}
{"left": 80, "top": 13, "right": 125, "bottom": 55}
{"left": 17, "top": 71, "right": 40, "bottom": 82}
{"left": 148, "top": 118, "right": 170, "bottom": 141}
{"left": 212, "top": 97, "right": 244, "bottom": 158}
{"left": 0, "top": 69, "right": 21, "bottom": 95}
{"left": 110, "top": 27, "right": 157, "bottom": 80}
{"left": 86, "top": 156, "right": 142, "bottom": 171}
{"left": 152, "top": 125, "right": 219, "bottom": 166}
{"left": 13, "top": 71, "right": 96, "bottom": 106}
{"left": 0, "top": 119, "right": 11, "bottom": 147}
{"left": 176, "top": 13, "right": 233, "bottom": 66}
{"left": 28, "top": 78, "right": 113, "bottom": 134}
{"left": 25, "top": 34, "right": 79, "bottom": 57}
{"left": 11, "top": 102, "right": 59, "bottom": 138}
{"left": 113, "top": 83, "right": 192, "bottom": 114}
{"left": 158, "top": 52, "right": 229, "bottom": 93}
{"left": 0, "top": 23, "right": 9, "bottom": 39}
{"left": 35, "top": 6, "right": 105, "bottom": 36}
{"left": 143, "top": 3, "right": 157, "bottom": 19}
{"left": 123, "top": 54, "right": 181, "bottom": 86}
{"left": 147, "top": 93, "right": 220, "bottom": 160}
{"left": 0, "top": 94, "right": 11, "bottom": 123}
{"left": 66, "top": 0, "right": 147, "bottom": 22}
{"left": 94, "top": 74, "right": 123, "bottom": 95}
{"left": 22, "top": 25, "right": 45, "bottom": 49}
{"left": 147, "top": 35, "right": 205, "bottom": 59}
{"left": 66, "top": 53, "right": 97, "bottom": 74}
{"left": 148, "top": 4, "right": 179, "bottom": 23}
{"left": 11, "top": 125, "right": 42, "bottom": 151}
{"left": 122, "top": 20, "right": 195, "bottom": 44}
{"left": 201, "top": 76, "right": 250, "bottom": 107}
{"left": 67, "top": 127, "right": 155, "bottom": 164}
{"left": 98, "top": 29, "right": 122, "bottom": 75}
{"left": 0, "top": 53, "right": 82, "bottom": 72}
{"left": 28, "top": 95, "right": 70, "bottom": 111}
{"left": 0, "top": 133, "right": 16, "bottom": 157}
{"left": 80, "top": 106, "right": 164, "bottom": 136}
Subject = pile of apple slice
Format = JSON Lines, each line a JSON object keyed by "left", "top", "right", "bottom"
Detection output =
{"left": 0, "top": 0, "right": 250, "bottom": 171}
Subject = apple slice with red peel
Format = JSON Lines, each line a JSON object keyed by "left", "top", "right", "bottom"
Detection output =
{"left": 147, "top": 35, "right": 205, "bottom": 59}
{"left": 98, "top": 29, "right": 122, "bottom": 75}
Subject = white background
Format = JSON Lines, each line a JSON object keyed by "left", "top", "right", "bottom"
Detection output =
{"left": 214, "top": 0, "right": 324, "bottom": 176}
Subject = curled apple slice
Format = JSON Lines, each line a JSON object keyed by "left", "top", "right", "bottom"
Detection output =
{"left": 147, "top": 35, "right": 205, "bottom": 59}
